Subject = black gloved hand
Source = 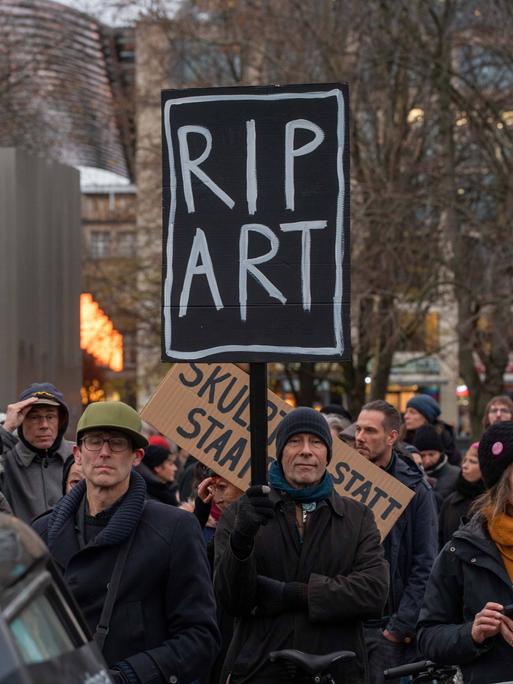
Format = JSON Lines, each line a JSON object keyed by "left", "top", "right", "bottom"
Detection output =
{"left": 109, "top": 670, "right": 129, "bottom": 684}
{"left": 254, "top": 575, "right": 308, "bottom": 616}
{"left": 231, "top": 485, "right": 274, "bottom": 557}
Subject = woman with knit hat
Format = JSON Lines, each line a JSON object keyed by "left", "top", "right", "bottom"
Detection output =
{"left": 417, "top": 421, "right": 513, "bottom": 682}
{"left": 403, "top": 393, "right": 461, "bottom": 465}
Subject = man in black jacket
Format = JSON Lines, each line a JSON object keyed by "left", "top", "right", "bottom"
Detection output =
{"left": 214, "top": 407, "right": 389, "bottom": 684}
{"left": 34, "top": 401, "right": 220, "bottom": 684}
{"left": 355, "top": 400, "right": 438, "bottom": 684}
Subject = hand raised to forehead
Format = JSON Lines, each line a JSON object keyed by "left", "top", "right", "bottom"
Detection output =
{"left": 3, "top": 397, "right": 39, "bottom": 433}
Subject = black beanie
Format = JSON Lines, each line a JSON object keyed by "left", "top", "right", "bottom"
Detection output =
{"left": 275, "top": 407, "right": 333, "bottom": 463}
{"left": 478, "top": 421, "right": 513, "bottom": 488}
{"left": 143, "top": 445, "right": 170, "bottom": 470}
{"left": 412, "top": 425, "right": 444, "bottom": 454}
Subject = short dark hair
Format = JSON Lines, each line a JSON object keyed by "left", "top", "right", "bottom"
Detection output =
{"left": 360, "top": 400, "right": 401, "bottom": 433}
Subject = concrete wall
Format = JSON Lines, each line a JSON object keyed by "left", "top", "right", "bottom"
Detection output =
{"left": 0, "top": 148, "right": 82, "bottom": 432}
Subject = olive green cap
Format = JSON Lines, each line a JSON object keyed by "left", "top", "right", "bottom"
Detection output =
{"left": 77, "top": 401, "right": 148, "bottom": 449}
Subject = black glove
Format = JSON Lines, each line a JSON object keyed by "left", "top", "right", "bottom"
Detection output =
{"left": 231, "top": 485, "right": 274, "bottom": 557}
{"left": 254, "top": 575, "right": 308, "bottom": 616}
{"left": 109, "top": 670, "right": 128, "bottom": 684}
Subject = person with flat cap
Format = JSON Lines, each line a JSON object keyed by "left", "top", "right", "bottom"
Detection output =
{"left": 214, "top": 406, "right": 388, "bottom": 684}
{"left": 33, "top": 400, "right": 220, "bottom": 684}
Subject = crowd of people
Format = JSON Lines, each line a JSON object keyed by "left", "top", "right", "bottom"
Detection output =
{"left": 1, "top": 381, "right": 513, "bottom": 683}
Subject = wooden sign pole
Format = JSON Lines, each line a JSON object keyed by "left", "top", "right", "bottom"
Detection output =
{"left": 249, "top": 362, "right": 268, "bottom": 485}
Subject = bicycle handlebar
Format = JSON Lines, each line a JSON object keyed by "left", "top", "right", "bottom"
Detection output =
{"left": 384, "top": 660, "right": 436, "bottom": 678}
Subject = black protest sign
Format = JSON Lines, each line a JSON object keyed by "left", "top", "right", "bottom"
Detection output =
{"left": 141, "top": 363, "right": 414, "bottom": 539}
{"left": 161, "top": 83, "right": 350, "bottom": 362}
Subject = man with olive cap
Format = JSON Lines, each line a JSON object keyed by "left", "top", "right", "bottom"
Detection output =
{"left": 33, "top": 401, "right": 220, "bottom": 684}
{"left": 214, "top": 406, "right": 389, "bottom": 684}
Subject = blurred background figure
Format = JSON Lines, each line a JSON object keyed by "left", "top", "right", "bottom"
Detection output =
{"left": 324, "top": 413, "right": 351, "bottom": 443}
{"left": 137, "top": 444, "right": 179, "bottom": 506}
{"left": 438, "top": 442, "right": 485, "bottom": 547}
{"left": 412, "top": 425, "right": 460, "bottom": 506}
{"left": 403, "top": 394, "right": 460, "bottom": 465}
{"left": 62, "top": 454, "right": 84, "bottom": 495}
{"left": 482, "top": 395, "right": 513, "bottom": 431}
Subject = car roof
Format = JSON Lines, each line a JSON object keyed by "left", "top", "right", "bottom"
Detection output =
{"left": 0, "top": 514, "right": 48, "bottom": 594}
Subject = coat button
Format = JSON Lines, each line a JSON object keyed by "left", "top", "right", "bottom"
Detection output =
{"left": 169, "top": 677, "right": 178, "bottom": 683}
{"left": 471, "top": 558, "right": 476, "bottom": 563}
{"left": 449, "top": 547, "right": 455, "bottom": 552}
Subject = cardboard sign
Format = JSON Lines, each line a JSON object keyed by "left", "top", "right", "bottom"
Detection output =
{"left": 161, "top": 83, "right": 350, "bottom": 362}
{"left": 141, "top": 363, "right": 414, "bottom": 539}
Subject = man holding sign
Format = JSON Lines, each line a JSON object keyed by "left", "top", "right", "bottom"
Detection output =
{"left": 214, "top": 407, "right": 389, "bottom": 684}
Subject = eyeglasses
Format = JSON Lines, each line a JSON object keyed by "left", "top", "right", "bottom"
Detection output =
{"left": 82, "top": 435, "right": 130, "bottom": 452}
{"left": 489, "top": 407, "right": 512, "bottom": 415}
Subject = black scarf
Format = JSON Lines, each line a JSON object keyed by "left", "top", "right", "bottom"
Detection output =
{"left": 456, "top": 471, "right": 486, "bottom": 499}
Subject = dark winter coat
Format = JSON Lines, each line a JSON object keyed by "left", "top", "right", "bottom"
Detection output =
{"left": 383, "top": 452, "right": 439, "bottom": 640}
{"left": 214, "top": 487, "right": 389, "bottom": 684}
{"left": 425, "top": 457, "right": 460, "bottom": 503}
{"left": 33, "top": 471, "right": 220, "bottom": 684}
{"left": 135, "top": 462, "right": 179, "bottom": 506}
{"left": 438, "top": 476, "right": 485, "bottom": 547}
{"left": 417, "top": 515, "right": 513, "bottom": 683}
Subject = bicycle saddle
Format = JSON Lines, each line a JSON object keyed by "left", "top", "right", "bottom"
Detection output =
{"left": 269, "top": 649, "right": 356, "bottom": 674}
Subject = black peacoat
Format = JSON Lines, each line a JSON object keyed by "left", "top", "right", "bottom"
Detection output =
{"left": 33, "top": 471, "right": 220, "bottom": 684}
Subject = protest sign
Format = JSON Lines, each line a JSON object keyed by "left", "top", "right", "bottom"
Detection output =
{"left": 161, "top": 83, "right": 350, "bottom": 362}
{"left": 141, "top": 363, "right": 414, "bottom": 539}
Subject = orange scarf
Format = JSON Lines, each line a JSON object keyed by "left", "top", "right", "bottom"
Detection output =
{"left": 487, "top": 512, "right": 513, "bottom": 582}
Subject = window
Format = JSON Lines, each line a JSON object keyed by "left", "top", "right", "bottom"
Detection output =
{"left": 118, "top": 231, "right": 136, "bottom": 257}
{"left": 90, "top": 231, "right": 111, "bottom": 258}
{"left": 9, "top": 592, "right": 75, "bottom": 664}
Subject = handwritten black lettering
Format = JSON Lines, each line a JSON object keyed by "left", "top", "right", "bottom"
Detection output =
{"left": 331, "top": 461, "right": 350, "bottom": 485}
{"left": 218, "top": 377, "right": 248, "bottom": 414}
{"left": 176, "top": 407, "right": 206, "bottom": 439}
{"left": 367, "top": 486, "right": 388, "bottom": 509}
{"left": 198, "top": 366, "right": 232, "bottom": 404}
{"left": 351, "top": 480, "right": 372, "bottom": 505}
{"left": 380, "top": 497, "right": 402, "bottom": 520}
{"left": 204, "top": 429, "right": 233, "bottom": 462}
{"left": 178, "top": 362, "right": 204, "bottom": 387}
{"left": 197, "top": 415, "right": 225, "bottom": 448}
{"left": 344, "top": 469, "right": 364, "bottom": 492}
{"left": 219, "top": 436, "right": 247, "bottom": 472}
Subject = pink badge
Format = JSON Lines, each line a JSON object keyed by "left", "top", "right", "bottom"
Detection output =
{"left": 492, "top": 442, "right": 504, "bottom": 457}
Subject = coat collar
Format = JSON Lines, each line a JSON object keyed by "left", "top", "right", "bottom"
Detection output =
{"left": 269, "top": 486, "right": 345, "bottom": 517}
{"left": 14, "top": 438, "right": 72, "bottom": 467}
{"left": 47, "top": 470, "right": 146, "bottom": 548}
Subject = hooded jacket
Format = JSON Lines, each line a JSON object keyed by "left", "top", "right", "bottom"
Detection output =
{"left": 33, "top": 471, "right": 220, "bottom": 683}
{"left": 214, "top": 487, "right": 389, "bottom": 683}
{"left": 417, "top": 515, "right": 513, "bottom": 682}
{"left": 0, "top": 386, "right": 72, "bottom": 522}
